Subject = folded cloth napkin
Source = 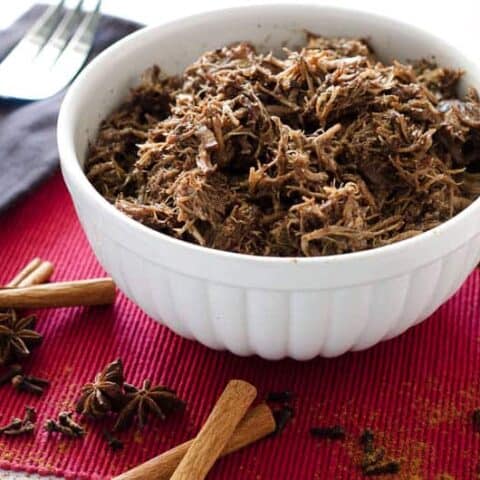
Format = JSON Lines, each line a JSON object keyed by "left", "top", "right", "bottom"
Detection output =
{"left": 0, "top": 4, "right": 140, "bottom": 212}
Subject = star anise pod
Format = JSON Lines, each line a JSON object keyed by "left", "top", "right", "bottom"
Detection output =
{"left": 113, "top": 379, "right": 184, "bottom": 431}
{"left": 76, "top": 359, "right": 124, "bottom": 418}
{"left": 0, "top": 310, "right": 42, "bottom": 366}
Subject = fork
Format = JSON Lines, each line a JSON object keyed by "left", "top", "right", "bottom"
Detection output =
{"left": 0, "top": 0, "right": 101, "bottom": 100}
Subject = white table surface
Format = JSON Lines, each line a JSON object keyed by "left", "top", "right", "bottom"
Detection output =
{"left": 1, "top": 0, "right": 479, "bottom": 478}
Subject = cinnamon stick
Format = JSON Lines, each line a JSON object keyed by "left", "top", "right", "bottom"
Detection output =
{"left": 114, "top": 403, "right": 275, "bottom": 480}
{"left": 171, "top": 379, "right": 257, "bottom": 480}
{"left": 6, "top": 258, "right": 43, "bottom": 287}
{"left": 0, "top": 278, "right": 116, "bottom": 309}
{"left": 17, "top": 261, "right": 54, "bottom": 288}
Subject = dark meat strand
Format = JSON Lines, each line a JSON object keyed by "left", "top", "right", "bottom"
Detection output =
{"left": 85, "top": 35, "right": 480, "bottom": 257}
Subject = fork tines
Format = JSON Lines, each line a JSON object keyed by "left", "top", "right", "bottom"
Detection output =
{"left": 0, "top": 0, "right": 102, "bottom": 100}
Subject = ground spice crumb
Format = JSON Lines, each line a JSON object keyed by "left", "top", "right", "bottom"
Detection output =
{"left": 358, "top": 430, "right": 400, "bottom": 477}
{"left": 133, "top": 430, "right": 144, "bottom": 444}
{"left": 363, "top": 461, "right": 400, "bottom": 476}
{"left": 56, "top": 443, "right": 69, "bottom": 454}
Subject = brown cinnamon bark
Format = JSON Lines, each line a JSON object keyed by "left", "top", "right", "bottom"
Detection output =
{"left": 0, "top": 278, "right": 116, "bottom": 308}
{"left": 6, "top": 258, "right": 43, "bottom": 287}
{"left": 16, "top": 261, "right": 54, "bottom": 287}
{"left": 114, "top": 403, "right": 275, "bottom": 480}
{"left": 171, "top": 379, "right": 257, "bottom": 480}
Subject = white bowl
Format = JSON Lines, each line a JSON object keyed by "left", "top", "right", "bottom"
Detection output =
{"left": 58, "top": 4, "right": 480, "bottom": 360}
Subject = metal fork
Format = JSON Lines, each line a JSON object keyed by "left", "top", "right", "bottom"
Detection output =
{"left": 0, "top": 0, "right": 101, "bottom": 100}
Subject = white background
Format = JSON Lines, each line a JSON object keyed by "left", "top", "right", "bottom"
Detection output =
{"left": 0, "top": 0, "right": 478, "bottom": 478}
{"left": 1, "top": 0, "right": 480, "bottom": 63}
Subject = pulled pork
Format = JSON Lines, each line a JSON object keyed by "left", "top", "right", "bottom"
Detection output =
{"left": 85, "top": 35, "right": 480, "bottom": 256}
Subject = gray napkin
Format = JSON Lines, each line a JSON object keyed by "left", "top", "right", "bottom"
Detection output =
{"left": 0, "top": 4, "right": 140, "bottom": 212}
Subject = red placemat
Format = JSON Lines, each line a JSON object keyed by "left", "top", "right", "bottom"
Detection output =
{"left": 1, "top": 171, "right": 480, "bottom": 479}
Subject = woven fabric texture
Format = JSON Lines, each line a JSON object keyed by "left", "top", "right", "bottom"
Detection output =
{"left": 0, "top": 172, "right": 479, "bottom": 479}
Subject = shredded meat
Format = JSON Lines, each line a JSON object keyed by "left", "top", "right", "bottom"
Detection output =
{"left": 85, "top": 35, "right": 480, "bottom": 256}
